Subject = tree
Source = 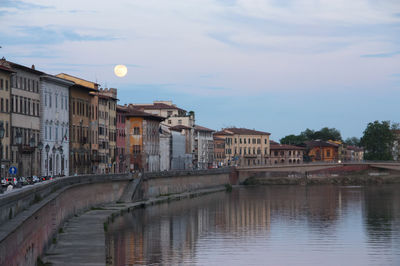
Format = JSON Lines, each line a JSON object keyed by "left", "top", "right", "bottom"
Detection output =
{"left": 360, "top": 120, "right": 394, "bottom": 161}
{"left": 280, "top": 134, "right": 307, "bottom": 145}
{"left": 280, "top": 127, "right": 342, "bottom": 145}
{"left": 344, "top": 137, "right": 361, "bottom": 147}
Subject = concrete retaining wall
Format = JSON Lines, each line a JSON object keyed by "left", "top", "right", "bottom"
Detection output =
{"left": 0, "top": 174, "right": 131, "bottom": 227}
{"left": 142, "top": 168, "right": 233, "bottom": 198}
{"left": 0, "top": 169, "right": 235, "bottom": 266}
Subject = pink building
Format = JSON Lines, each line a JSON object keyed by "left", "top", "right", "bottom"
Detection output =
{"left": 116, "top": 105, "right": 128, "bottom": 173}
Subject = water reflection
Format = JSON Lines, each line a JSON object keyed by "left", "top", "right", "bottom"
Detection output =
{"left": 106, "top": 185, "right": 400, "bottom": 266}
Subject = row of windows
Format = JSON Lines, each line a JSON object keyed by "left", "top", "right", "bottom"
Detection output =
{"left": 11, "top": 95, "right": 40, "bottom": 116}
{"left": 226, "top": 138, "right": 267, "bottom": 145}
{"left": 44, "top": 125, "right": 68, "bottom": 142}
{"left": 44, "top": 92, "right": 68, "bottom": 110}
{"left": 0, "top": 78, "right": 9, "bottom": 91}
{"left": 11, "top": 75, "right": 39, "bottom": 93}
{"left": 272, "top": 150, "right": 302, "bottom": 156}
{"left": 72, "top": 98, "right": 91, "bottom": 118}
{"left": 11, "top": 127, "right": 40, "bottom": 146}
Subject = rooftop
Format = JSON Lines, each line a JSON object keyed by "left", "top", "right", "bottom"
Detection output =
{"left": 131, "top": 102, "right": 187, "bottom": 113}
{"left": 56, "top": 73, "right": 99, "bottom": 90}
{"left": 223, "top": 127, "right": 270, "bottom": 135}
{"left": 169, "top": 125, "right": 192, "bottom": 131}
{"left": 125, "top": 107, "right": 165, "bottom": 121}
{"left": 194, "top": 125, "right": 214, "bottom": 132}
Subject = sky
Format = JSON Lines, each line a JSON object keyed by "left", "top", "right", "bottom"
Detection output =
{"left": 1, "top": 0, "right": 400, "bottom": 141}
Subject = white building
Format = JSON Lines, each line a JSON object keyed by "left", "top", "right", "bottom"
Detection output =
{"left": 159, "top": 124, "right": 171, "bottom": 171}
{"left": 40, "top": 75, "right": 73, "bottom": 176}
{"left": 194, "top": 125, "right": 214, "bottom": 169}
{"left": 170, "top": 126, "right": 193, "bottom": 170}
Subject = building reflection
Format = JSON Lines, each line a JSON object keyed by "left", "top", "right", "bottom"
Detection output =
{"left": 106, "top": 185, "right": 400, "bottom": 265}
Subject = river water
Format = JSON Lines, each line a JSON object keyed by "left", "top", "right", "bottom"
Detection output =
{"left": 106, "top": 185, "right": 400, "bottom": 265}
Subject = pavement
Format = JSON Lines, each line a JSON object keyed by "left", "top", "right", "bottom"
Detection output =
{"left": 42, "top": 186, "right": 226, "bottom": 266}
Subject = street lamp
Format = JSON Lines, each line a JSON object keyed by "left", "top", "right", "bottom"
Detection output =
{"left": 15, "top": 130, "right": 22, "bottom": 177}
{"left": 38, "top": 142, "right": 43, "bottom": 176}
{"left": 45, "top": 144, "right": 50, "bottom": 177}
{"left": 0, "top": 122, "right": 4, "bottom": 181}
{"left": 29, "top": 135, "right": 35, "bottom": 177}
{"left": 58, "top": 146, "right": 63, "bottom": 176}
{"left": 52, "top": 146, "right": 56, "bottom": 177}
{"left": 119, "top": 153, "right": 124, "bottom": 173}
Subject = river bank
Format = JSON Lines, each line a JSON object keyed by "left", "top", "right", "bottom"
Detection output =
{"left": 243, "top": 171, "right": 400, "bottom": 186}
{"left": 41, "top": 186, "right": 227, "bottom": 266}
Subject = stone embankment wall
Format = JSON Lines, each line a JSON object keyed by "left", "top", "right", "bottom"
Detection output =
{"left": 142, "top": 168, "right": 234, "bottom": 198}
{"left": 0, "top": 174, "right": 130, "bottom": 266}
{"left": 242, "top": 165, "right": 400, "bottom": 185}
{"left": 0, "top": 168, "right": 235, "bottom": 266}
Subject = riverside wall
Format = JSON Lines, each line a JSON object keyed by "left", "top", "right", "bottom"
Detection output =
{"left": 0, "top": 168, "right": 235, "bottom": 266}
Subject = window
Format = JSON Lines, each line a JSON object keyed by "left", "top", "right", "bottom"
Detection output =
{"left": 0, "top": 98, "right": 3, "bottom": 112}
{"left": 45, "top": 94, "right": 47, "bottom": 106}
{"left": 244, "top": 138, "right": 246, "bottom": 144}
{"left": 0, "top": 79, "right": 3, "bottom": 89}
{"left": 265, "top": 139, "right": 267, "bottom": 144}
{"left": 55, "top": 94, "right": 58, "bottom": 108}
{"left": 56, "top": 126, "right": 58, "bottom": 141}
{"left": 6, "top": 99, "right": 8, "bottom": 112}
{"left": 6, "top": 122, "right": 8, "bottom": 137}
{"left": 327, "top": 150, "right": 331, "bottom": 157}
{"left": 178, "top": 119, "right": 182, "bottom": 125}
{"left": 45, "top": 126, "right": 47, "bottom": 140}
{"left": 133, "top": 145, "right": 141, "bottom": 154}
{"left": 49, "top": 125, "right": 52, "bottom": 140}
{"left": 133, "top": 127, "right": 140, "bottom": 135}
{"left": 240, "top": 138, "right": 242, "bottom": 144}
{"left": 49, "top": 93, "right": 52, "bottom": 107}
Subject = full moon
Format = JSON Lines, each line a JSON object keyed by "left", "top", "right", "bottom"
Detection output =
{"left": 114, "top": 65, "right": 128, "bottom": 77}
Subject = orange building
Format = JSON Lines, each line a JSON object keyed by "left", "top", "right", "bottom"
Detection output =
{"left": 125, "top": 108, "right": 164, "bottom": 172}
{"left": 304, "top": 140, "right": 339, "bottom": 162}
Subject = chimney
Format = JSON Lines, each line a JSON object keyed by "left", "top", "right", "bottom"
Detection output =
{"left": 31, "top": 64, "right": 35, "bottom": 70}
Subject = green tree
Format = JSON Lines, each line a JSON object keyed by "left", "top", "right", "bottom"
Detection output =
{"left": 280, "top": 127, "right": 342, "bottom": 145}
{"left": 344, "top": 137, "right": 361, "bottom": 147}
{"left": 280, "top": 134, "right": 307, "bottom": 145}
{"left": 360, "top": 120, "right": 394, "bottom": 161}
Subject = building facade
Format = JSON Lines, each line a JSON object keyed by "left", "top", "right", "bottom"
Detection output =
{"left": 194, "top": 125, "right": 214, "bottom": 169}
{"left": 159, "top": 124, "right": 171, "bottom": 171}
{"left": 214, "top": 128, "right": 271, "bottom": 167}
{"left": 40, "top": 75, "right": 73, "bottom": 177}
{"left": 116, "top": 105, "right": 128, "bottom": 173}
{"left": 213, "top": 136, "right": 225, "bottom": 167}
{"left": 303, "top": 140, "right": 339, "bottom": 162}
{"left": 0, "top": 60, "right": 13, "bottom": 178}
{"left": 98, "top": 88, "right": 117, "bottom": 173}
{"left": 170, "top": 128, "right": 193, "bottom": 170}
{"left": 56, "top": 73, "right": 97, "bottom": 175}
{"left": 131, "top": 101, "right": 195, "bottom": 155}
{"left": 125, "top": 108, "right": 163, "bottom": 172}
{"left": 270, "top": 141, "right": 304, "bottom": 164}
{"left": 9, "top": 62, "right": 42, "bottom": 177}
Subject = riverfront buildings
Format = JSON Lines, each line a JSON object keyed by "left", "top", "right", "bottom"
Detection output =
{"left": 0, "top": 59, "right": 371, "bottom": 177}
{"left": 0, "top": 60, "right": 13, "bottom": 178}
{"left": 40, "top": 75, "right": 73, "bottom": 177}
{"left": 9, "top": 62, "right": 42, "bottom": 177}
{"left": 214, "top": 128, "right": 271, "bottom": 167}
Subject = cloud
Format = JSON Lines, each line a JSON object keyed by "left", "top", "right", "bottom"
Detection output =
{"left": 0, "top": 0, "right": 53, "bottom": 10}
{"left": 1, "top": 26, "right": 118, "bottom": 46}
{"left": 361, "top": 51, "right": 400, "bottom": 58}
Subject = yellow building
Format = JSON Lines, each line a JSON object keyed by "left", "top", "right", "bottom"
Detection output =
{"left": 214, "top": 128, "right": 270, "bottom": 167}
{"left": 0, "top": 60, "right": 13, "bottom": 177}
